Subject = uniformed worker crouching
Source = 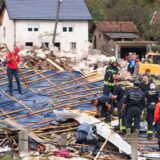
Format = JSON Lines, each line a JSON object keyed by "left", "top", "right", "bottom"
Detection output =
{"left": 91, "top": 96, "right": 112, "bottom": 123}
{"left": 122, "top": 81, "right": 146, "bottom": 139}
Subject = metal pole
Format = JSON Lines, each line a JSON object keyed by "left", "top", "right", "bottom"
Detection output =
{"left": 52, "top": 0, "right": 62, "bottom": 46}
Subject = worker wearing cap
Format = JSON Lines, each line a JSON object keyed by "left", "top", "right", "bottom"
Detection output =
{"left": 6, "top": 47, "right": 22, "bottom": 96}
{"left": 145, "top": 83, "right": 159, "bottom": 140}
{"left": 91, "top": 96, "right": 112, "bottom": 123}
{"left": 154, "top": 94, "right": 160, "bottom": 151}
{"left": 112, "top": 75, "right": 126, "bottom": 132}
{"left": 122, "top": 81, "right": 146, "bottom": 138}
{"left": 103, "top": 59, "right": 118, "bottom": 96}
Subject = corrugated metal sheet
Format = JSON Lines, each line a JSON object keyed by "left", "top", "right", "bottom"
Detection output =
{"left": 105, "top": 33, "right": 139, "bottom": 39}
{"left": 4, "top": 0, "right": 92, "bottom": 20}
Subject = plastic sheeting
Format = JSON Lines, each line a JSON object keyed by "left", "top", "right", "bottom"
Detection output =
{"left": 0, "top": 69, "right": 103, "bottom": 130}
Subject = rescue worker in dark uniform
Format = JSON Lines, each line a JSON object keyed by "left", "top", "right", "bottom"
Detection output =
{"left": 145, "top": 83, "right": 159, "bottom": 140}
{"left": 122, "top": 81, "right": 146, "bottom": 138}
{"left": 91, "top": 96, "right": 112, "bottom": 123}
{"left": 140, "top": 75, "right": 151, "bottom": 94}
{"left": 154, "top": 94, "right": 160, "bottom": 151}
{"left": 112, "top": 75, "right": 126, "bottom": 132}
{"left": 103, "top": 59, "right": 118, "bottom": 96}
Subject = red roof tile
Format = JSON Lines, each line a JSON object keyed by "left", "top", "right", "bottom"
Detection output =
{"left": 95, "top": 21, "right": 139, "bottom": 33}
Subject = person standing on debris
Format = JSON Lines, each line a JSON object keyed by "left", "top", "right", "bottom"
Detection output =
{"left": 145, "top": 83, "right": 159, "bottom": 140}
{"left": 6, "top": 47, "right": 22, "bottom": 96}
{"left": 91, "top": 96, "right": 112, "bottom": 123}
{"left": 112, "top": 75, "right": 126, "bottom": 132}
{"left": 122, "top": 81, "right": 146, "bottom": 138}
{"left": 128, "top": 58, "right": 136, "bottom": 76}
{"left": 154, "top": 94, "right": 160, "bottom": 151}
{"left": 140, "top": 75, "right": 151, "bottom": 94}
{"left": 103, "top": 59, "right": 118, "bottom": 95}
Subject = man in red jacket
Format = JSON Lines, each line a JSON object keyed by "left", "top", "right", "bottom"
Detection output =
{"left": 154, "top": 94, "right": 160, "bottom": 151}
{"left": 6, "top": 47, "right": 22, "bottom": 96}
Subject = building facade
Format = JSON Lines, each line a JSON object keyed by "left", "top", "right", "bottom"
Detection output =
{"left": 0, "top": 0, "right": 92, "bottom": 51}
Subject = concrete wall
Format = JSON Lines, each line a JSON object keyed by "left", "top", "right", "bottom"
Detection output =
{"left": 0, "top": 9, "right": 89, "bottom": 52}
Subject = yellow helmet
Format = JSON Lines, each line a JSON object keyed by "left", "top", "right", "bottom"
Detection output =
{"left": 109, "top": 58, "right": 117, "bottom": 64}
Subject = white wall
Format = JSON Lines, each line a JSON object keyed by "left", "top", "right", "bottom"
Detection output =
{"left": 16, "top": 20, "right": 89, "bottom": 52}
{"left": 0, "top": 9, "right": 14, "bottom": 49}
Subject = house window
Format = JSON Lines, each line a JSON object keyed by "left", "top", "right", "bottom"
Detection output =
{"left": 28, "top": 28, "right": 32, "bottom": 31}
{"left": 63, "top": 27, "right": 67, "bottom": 32}
{"left": 69, "top": 27, "right": 73, "bottom": 32}
{"left": 71, "top": 42, "right": 76, "bottom": 50}
{"left": 34, "top": 28, "right": 39, "bottom": 32}
{"left": 25, "top": 42, "right": 33, "bottom": 46}
{"left": 42, "top": 42, "right": 49, "bottom": 48}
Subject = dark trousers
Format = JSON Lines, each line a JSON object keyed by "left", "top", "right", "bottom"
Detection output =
{"left": 147, "top": 108, "right": 154, "bottom": 135}
{"left": 129, "top": 67, "right": 135, "bottom": 75}
{"left": 7, "top": 67, "right": 21, "bottom": 93}
{"left": 155, "top": 120, "right": 160, "bottom": 142}
{"left": 126, "top": 107, "right": 141, "bottom": 129}
{"left": 100, "top": 108, "right": 112, "bottom": 123}
{"left": 103, "top": 85, "right": 114, "bottom": 96}
{"left": 117, "top": 99, "right": 126, "bottom": 130}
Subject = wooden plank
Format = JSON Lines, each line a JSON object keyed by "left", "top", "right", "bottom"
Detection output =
{"left": 131, "top": 133, "right": 138, "bottom": 160}
{"left": 46, "top": 58, "right": 64, "bottom": 71}
{"left": 5, "top": 119, "right": 47, "bottom": 143}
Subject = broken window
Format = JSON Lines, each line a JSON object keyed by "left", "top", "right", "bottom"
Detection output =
{"left": 63, "top": 27, "right": 67, "bottom": 32}
{"left": 28, "top": 28, "right": 32, "bottom": 32}
{"left": 25, "top": 42, "right": 33, "bottom": 47}
{"left": 71, "top": 42, "right": 76, "bottom": 50}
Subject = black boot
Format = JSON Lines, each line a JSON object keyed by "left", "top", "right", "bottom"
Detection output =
{"left": 158, "top": 142, "right": 160, "bottom": 151}
{"left": 9, "top": 92, "right": 13, "bottom": 96}
{"left": 18, "top": 88, "right": 22, "bottom": 94}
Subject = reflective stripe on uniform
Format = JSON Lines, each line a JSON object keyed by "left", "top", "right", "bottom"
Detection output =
{"left": 106, "top": 69, "right": 116, "bottom": 73}
{"left": 120, "top": 119, "right": 126, "bottom": 132}
{"left": 104, "top": 81, "right": 115, "bottom": 86}
{"left": 147, "top": 130, "right": 153, "bottom": 134}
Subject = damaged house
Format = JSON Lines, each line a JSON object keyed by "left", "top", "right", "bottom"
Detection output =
{"left": 0, "top": 0, "right": 92, "bottom": 51}
{"left": 91, "top": 21, "right": 152, "bottom": 59}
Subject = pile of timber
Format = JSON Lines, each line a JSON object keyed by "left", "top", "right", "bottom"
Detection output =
{"left": 0, "top": 112, "right": 129, "bottom": 160}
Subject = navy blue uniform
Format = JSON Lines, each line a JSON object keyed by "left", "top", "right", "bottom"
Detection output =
{"left": 103, "top": 65, "right": 118, "bottom": 95}
{"left": 141, "top": 82, "right": 150, "bottom": 94}
{"left": 113, "top": 84, "right": 126, "bottom": 131}
{"left": 124, "top": 88, "right": 146, "bottom": 129}
{"left": 97, "top": 96, "right": 112, "bottom": 122}
{"left": 145, "top": 89, "right": 159, "bottom": 137}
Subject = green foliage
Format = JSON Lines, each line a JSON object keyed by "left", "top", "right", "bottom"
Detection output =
{"left": 0, "top": 0, "right": 3, "bottom": 5}
{"left": 86, "top": 0, "right": 160, "bottom": 41}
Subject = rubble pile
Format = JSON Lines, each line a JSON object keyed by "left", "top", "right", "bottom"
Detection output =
{"left": 0, "top": 119, "right": 129, "bottom": 160}
{"left": 0, "top": 47, "right": 119, "bottom": 73}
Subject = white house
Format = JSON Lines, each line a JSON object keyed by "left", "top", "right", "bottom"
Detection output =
{"left": 0, "top": 0, "right": 92, "bottom": 51}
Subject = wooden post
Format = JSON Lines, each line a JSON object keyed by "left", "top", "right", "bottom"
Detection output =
{"left": 18, "top": 131, "right": 28, "bottom": 153}
{"left": 131, "top": 133, "right": 138, "bottom": 160}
